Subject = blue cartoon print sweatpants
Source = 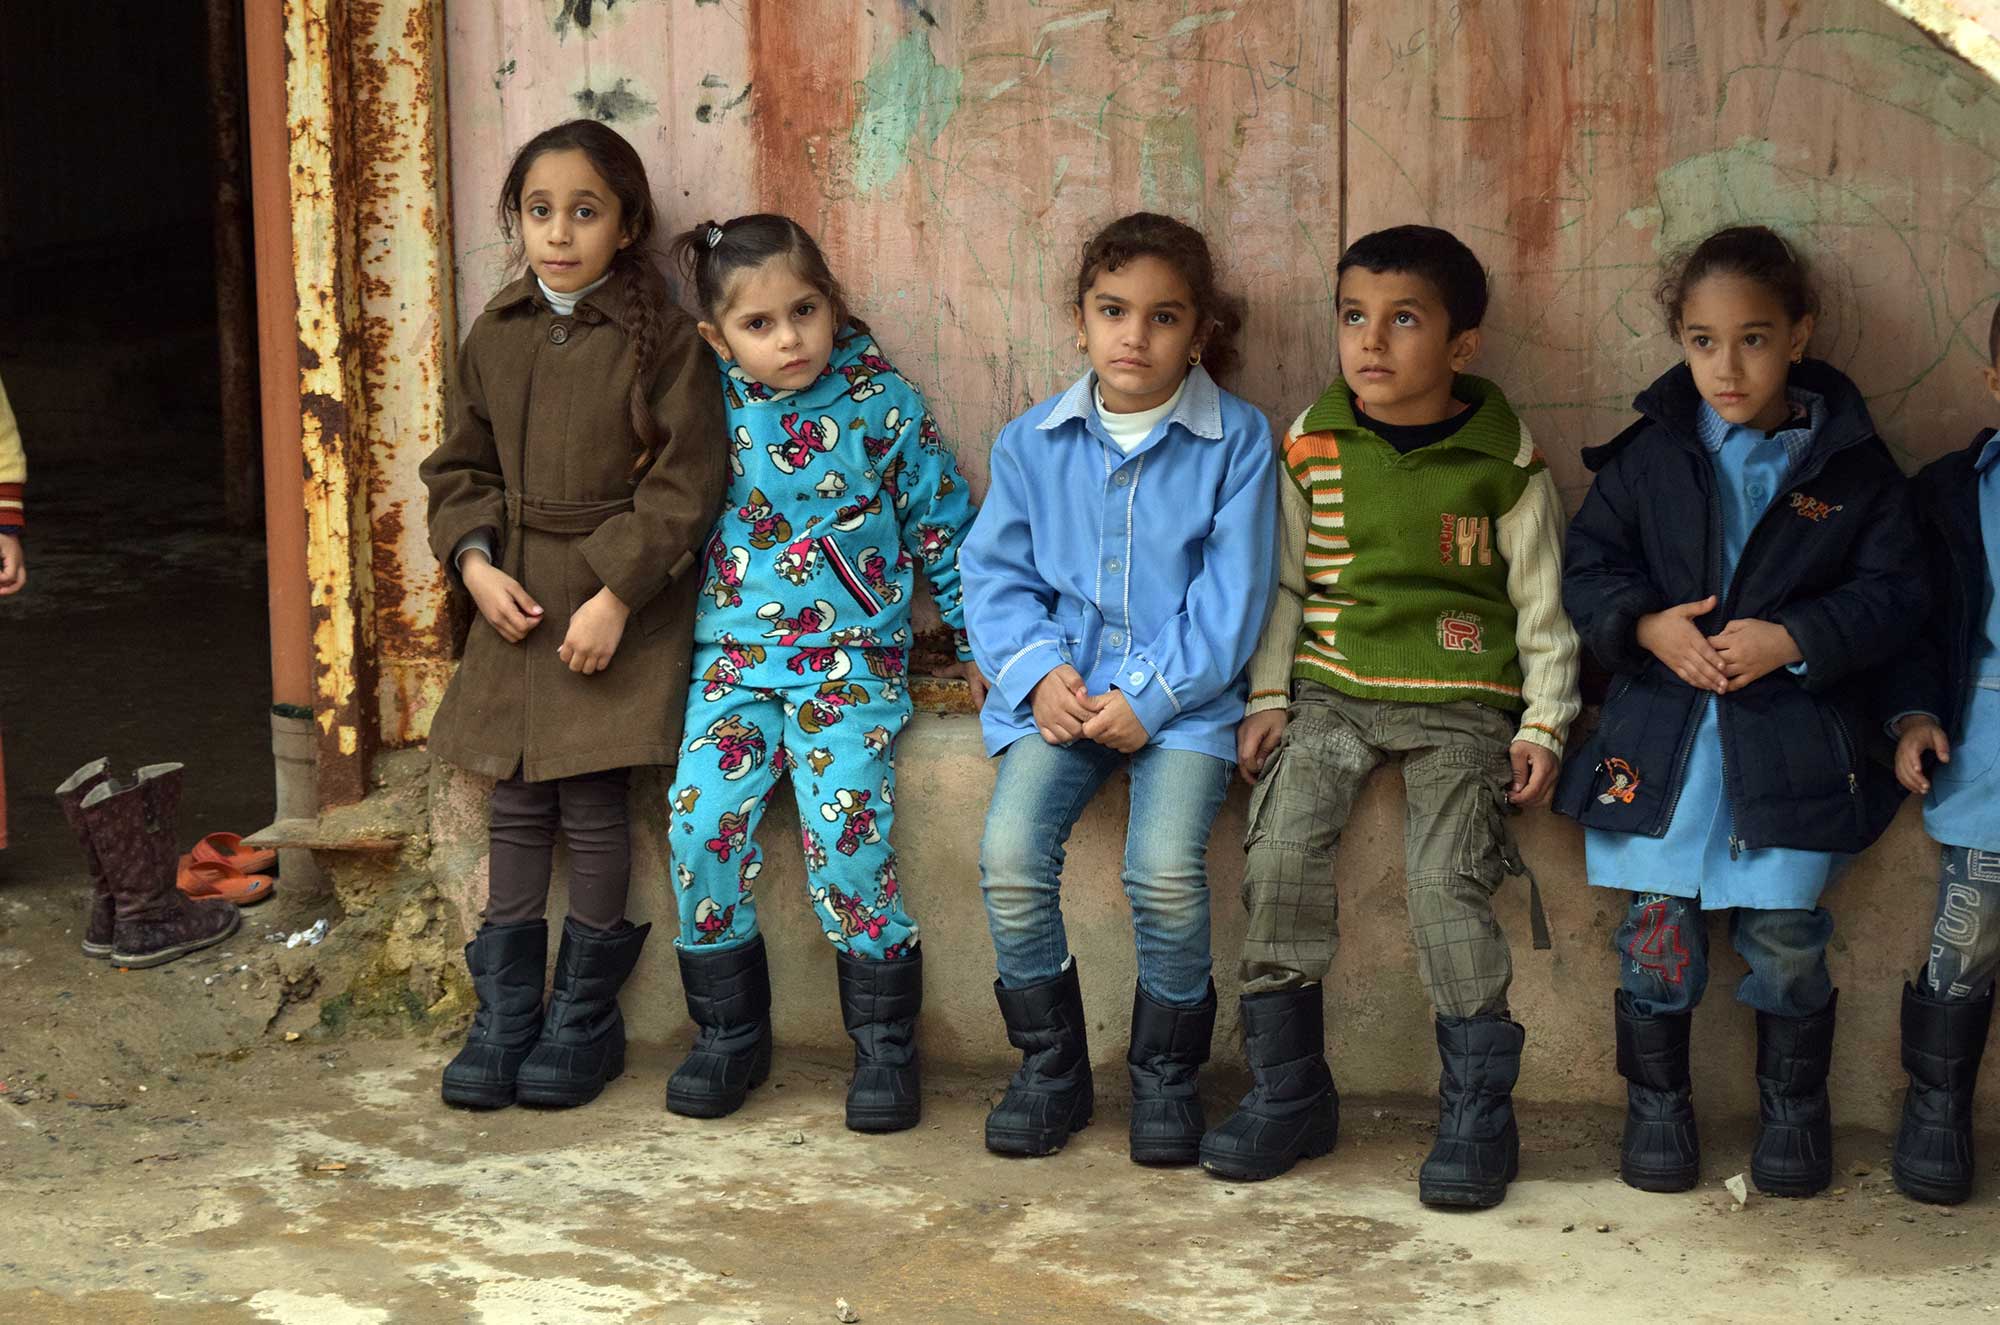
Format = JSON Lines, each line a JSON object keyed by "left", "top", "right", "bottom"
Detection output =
{"left": 670, "top": 643, "right": 917, "bottom": 960}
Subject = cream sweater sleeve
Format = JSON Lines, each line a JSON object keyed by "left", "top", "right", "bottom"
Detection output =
{"left": 0, "top": 373, "right": 24, "bottom": 529}
{"left": 1244, "top": 431, "right": 1309, "bottom": 716}
{"left": 1497, "top": 467, "right": 1581, "bottom": 753}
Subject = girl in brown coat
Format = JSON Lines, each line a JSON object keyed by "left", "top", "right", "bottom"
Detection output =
{"left": 422, "top": 121, "right": 727, "bottom": 1111}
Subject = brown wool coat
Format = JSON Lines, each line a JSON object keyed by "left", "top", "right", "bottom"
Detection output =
{"left": 421, "top": 265, "right": 728, "bottom": 782}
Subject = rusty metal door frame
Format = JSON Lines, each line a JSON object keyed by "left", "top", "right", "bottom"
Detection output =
{"left": 244, "top": 0, "right": 454, "bottom": 811}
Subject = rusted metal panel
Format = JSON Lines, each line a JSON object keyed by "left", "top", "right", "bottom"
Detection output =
{"left": 286, "top": 0, "right": 378, "bottom": 805}
{"left": 347, "top": 0, "right": 457, "bottom": 748}
{"left": 1347, "top": 0, "right": 2000, "bottom": 498}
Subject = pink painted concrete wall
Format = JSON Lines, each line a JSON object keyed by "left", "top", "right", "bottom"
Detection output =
{"left": 445, "top": 0, "right": 2000, "bottom": 507}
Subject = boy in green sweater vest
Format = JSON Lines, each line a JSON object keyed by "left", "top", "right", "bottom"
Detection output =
{"left": 1199, "top": 226, "right": 1581, "bottom": 1208}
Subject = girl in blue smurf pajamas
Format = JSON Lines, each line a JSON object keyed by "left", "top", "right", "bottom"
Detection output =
{"left": 661, "top": 214, "right": 984, "bottom": 1135}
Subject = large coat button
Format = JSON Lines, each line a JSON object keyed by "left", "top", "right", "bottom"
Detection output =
{"left": 549, "top": 324, "right": 570, "bottom": 345}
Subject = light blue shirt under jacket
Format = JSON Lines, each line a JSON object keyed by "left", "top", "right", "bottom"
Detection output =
{"left": 1923, "top": 430, "right": 2000, "bottom": 849}
{"left": 1586, "top": 393, "right": 1849, "bottom": 910}
{"left": 962, "top": 366, "right": 1279, "bottom": 762}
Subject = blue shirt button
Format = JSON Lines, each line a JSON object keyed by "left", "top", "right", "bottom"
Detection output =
{"left": 1108, "top": 631, "right": 1124, "bottom": 648}
{"left": 1128, "top": 671, "right": 1145, "bottom": 686}
{"left": 1113, "top": 471, "right": 1131, "bottom": 487}
{"left": 1107, "top": 558, "right": 1122, "bottom": 573}
{"left": 1748, "top": 482, "right": 1766, "bottom": 501}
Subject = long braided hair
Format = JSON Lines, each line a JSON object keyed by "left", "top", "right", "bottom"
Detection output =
{"left": 497, "top": 120, "right": 667, "bottom": 481}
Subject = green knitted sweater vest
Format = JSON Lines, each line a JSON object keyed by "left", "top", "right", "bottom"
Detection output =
{"left": 1284, "top": 375, "right": 1541, "bottom": 709}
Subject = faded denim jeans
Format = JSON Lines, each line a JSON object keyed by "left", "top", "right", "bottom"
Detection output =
{"left": 979, "top": 736, "right": 1232, "bottom": 1008}
{"left": 1615, "top": 892, "right": 1834, "bottom": 1018}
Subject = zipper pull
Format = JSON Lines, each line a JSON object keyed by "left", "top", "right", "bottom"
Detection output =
{"left": 1848, "top": 772, "right": 1858, "bottom": 796}
{"left": 1728, "top": 833, "right": 1743, "bottom": 860}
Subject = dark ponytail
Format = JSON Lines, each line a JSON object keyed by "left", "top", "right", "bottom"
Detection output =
{"left": 668, "top": 213, "right": 867, "bottom": 336}
{"left": 1656, "top": 224, "right": 1819, "bottom": 338}
{"left": 498, "top": 119, "right": 667, "bottom": 481}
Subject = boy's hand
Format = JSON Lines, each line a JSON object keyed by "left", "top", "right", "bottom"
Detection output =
{"left": 558, "top": 586, "right": 630, "bottom": 674}
{"left": 1032, "top": 665, "right": 1096, "bottom": 744}
{"left": 462, "top": 554, "right": 543, "bottom": 642}
{"left": 1894, "top": 714, "right": 1951, "bottom": 795}
{"left": 945, "top": 660, "right": 991, "bottom": 709}
{"left": 1237, "top": 709, "right": 1287, "bottom": 784}
{"left": 1508, "top": 740, "right": 1558, "bottom": 807}
{"left": 1636, "top": 596, "right": 1727, "bottom": 693}
{"left": 1707, "top": 618, "right": 1803, "bottom": 691}
{"left": 1082, "top": 688, "right": 1149, "bottom": 754}
{"left": 0, "top": 532, "right": 24, "bottom": 595}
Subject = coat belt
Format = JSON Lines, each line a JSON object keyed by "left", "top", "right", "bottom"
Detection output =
{"left": 504, "top": 491, "right": 634, "bottom": 535}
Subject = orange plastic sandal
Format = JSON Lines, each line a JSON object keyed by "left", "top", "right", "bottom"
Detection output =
{"left": 182, "top": 831, "right": 279, "bottom": 878}
{"left": 177, "top": 857, "right": 276, "bottom": 907}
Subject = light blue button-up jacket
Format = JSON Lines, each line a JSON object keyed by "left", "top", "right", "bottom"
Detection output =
{"left": 962, "top": 366, "right": 1278, "bottom": 761}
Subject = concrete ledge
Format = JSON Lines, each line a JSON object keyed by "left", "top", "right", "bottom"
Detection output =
{"left": 430, "top": 712, "right": 1972, "bottom": 1131}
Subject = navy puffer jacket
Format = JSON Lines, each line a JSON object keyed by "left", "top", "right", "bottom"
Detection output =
{"left": 1554, "top": 359, "right": 1925, "bottom": 854}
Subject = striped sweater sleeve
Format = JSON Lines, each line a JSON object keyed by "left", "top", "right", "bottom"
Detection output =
{"left": 1244, "top": 428, "right": 1309, "bottom": 716}
{"left": 1497, "top": 468, "right": 1581, "bottom": 753}
{"left": 0, "top": 373, "right": 23, "bottom": 532}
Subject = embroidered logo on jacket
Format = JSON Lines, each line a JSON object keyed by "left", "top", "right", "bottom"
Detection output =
{"left": 1597, "top": 757, "right": 1641, "bottom": 805}
{"left": 1787, "top": 492, "right": 1844, "bottom": 523}
{"left": 1439, "top": 513, "right": 1493, "bottom": 566}
{"left": 1437, "top": 610, "right": 1486, "bottom": 653}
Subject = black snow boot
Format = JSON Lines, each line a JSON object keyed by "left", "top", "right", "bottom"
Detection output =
{"left": 1418, "top": 1014, "right": 1525, "bottom": 1209}
{"left": 1614, "top": 991, "right": 1701, "bottom": 1192}
{"left": 1127, "top": 981, "right": 1216, "bottom": 1166}
{"left": 985, "top": 962, "right": 1094, "bottom": 1156}
{"left": 513, "top": 917, "right": 649, "bottom": 1109}
{"left": 440, "top": 919, "right": 548, "bottom": 1109}
{"left": 1892, "top": 981, "right": 1992, "bottom": 1206}
{"left": 836, "top": 946, "right": 924, "bottom": 1133}
{"left": 1198, "top": 986, "right": 1338, "bottom": 1181}
{"left": 665, "top": 935, "right": 774, "bottom": 1119}
{"left": 1750, "top": 992, "right": 1837, "bottom": 1198}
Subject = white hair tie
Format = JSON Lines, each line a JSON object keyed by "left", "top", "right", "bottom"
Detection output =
{"left": 705, "top": 225, "right": 724, "bottom": 249}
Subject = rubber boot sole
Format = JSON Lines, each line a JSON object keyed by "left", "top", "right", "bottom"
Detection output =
{"left": 516, "top": 1040, "right": 625, "bottom": 1110}
{"left": 110, "top": 906, "right": 240, "bottom": 969}
{"left": 666, "top": 1036, "right": 772, "bottom": 1119}
{"left": 846, "top": 1094, "right": 920, "bottom": 1133}
{"left": 1891, "top": 1157, "right": 1972, "bottom": 1206}
{"left": 441, "top": 1075, "right": 518, "bottom": 1110}
{"left": 1130, "top": 1133, "right": 1201, "bottom": 1167}
{"left": 1620, "top": 1158, "right": 1701, "bottom": 1193}
{"left": 1198, "top": 1096, "right": 1339, "bottom": 1181}
{"left": 985, "top": 1094, "right": 1094, "bottom": 1157}
{"left": 1419, "top": 1147, "right": 1521, "bottom": 1208}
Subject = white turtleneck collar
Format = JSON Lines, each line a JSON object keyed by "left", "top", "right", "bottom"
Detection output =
{"left": 537, "top": 270, "right": 612, "bottom": 317}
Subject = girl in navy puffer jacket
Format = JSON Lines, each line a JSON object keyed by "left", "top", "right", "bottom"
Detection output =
{"left": 1557, "top": 226, "right": 1924, "bottom": 1201}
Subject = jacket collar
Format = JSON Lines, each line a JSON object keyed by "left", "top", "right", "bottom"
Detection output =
{"left": 1629, "top": 358, "right": 1877, "bottom": 475}
{"left": 1977, "top": 427, "right": 2000, "bottom": 474}
{"left": 1298, "top": 373, "right": 1536, "bottom": 467}
{"left": 1038, "top": 364, "right": 1225, "bottom": 441}
{"left": 483, "top": 262, "right": 642, "bottom": 321}
{"left": 721, "top": 324, "right": 883, "bottom": 407}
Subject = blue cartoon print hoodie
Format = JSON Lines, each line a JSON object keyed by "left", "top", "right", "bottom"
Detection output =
{"left": 695, "top": 328, "right": 976, "bottom": 691}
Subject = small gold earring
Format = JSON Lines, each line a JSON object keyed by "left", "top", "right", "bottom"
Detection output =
{"left": 1188, "top": 350, "right": 1203, "bottom": 366}
{"left": 1791, "top": 352, "right": 1803, "bottom": 364}
{"left": 1076, "top": 335, "right": 1086, "bottom": 352}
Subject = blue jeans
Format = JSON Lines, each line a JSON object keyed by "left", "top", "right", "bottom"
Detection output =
{"left": 980, "top": 737, "right": 1232, "bottom": 1008}
{"left": 1614, "top": 893, "right": 1834, "bottom": 1018}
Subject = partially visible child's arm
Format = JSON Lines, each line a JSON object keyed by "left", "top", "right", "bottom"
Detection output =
{"left": 0, "top": 372, "right": 24, "bottom": 596}
{"left": 1498, "top": 467, "right": 1582, "bottom": 805}
{"left": 1562, "top": 441, "right": 1671, "bottom": 677}
{"left": 1237, "top": 437, "right": 1309, "bottom": 780}
{"left": 1114, "top": 416, "right": 1279, "bottom": 754}
{"left": 894, "top": 403, "right": 988, "bottom": 707}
